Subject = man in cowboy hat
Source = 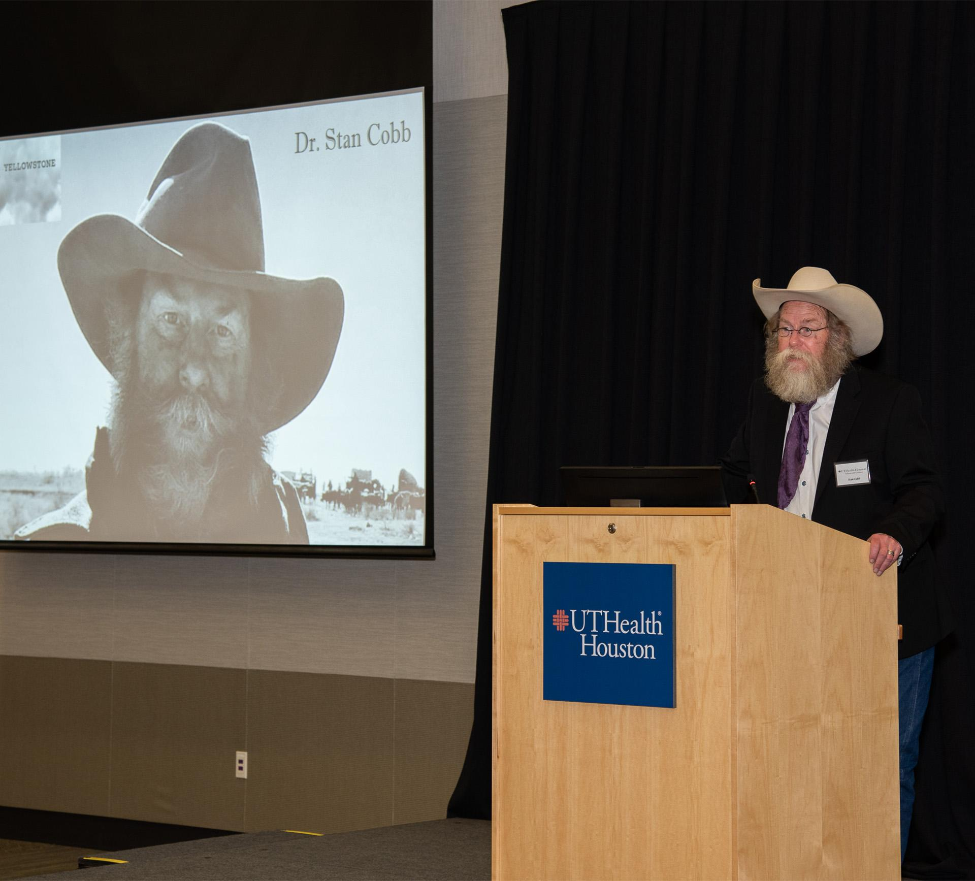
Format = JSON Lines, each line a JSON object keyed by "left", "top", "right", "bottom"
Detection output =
{"left": 15, "top": 121, "right": 344, "bottom": 545}
{"left": 721, "top": 266, "right": 949, "bottom": 860}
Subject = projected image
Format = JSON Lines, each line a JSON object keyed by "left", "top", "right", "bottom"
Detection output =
{"left": 0, "top": 90, "right": 427, "bottom": 550}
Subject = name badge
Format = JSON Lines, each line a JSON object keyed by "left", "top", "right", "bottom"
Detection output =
{"left": 835, "top": 459, "right": 871, "bottom": 487}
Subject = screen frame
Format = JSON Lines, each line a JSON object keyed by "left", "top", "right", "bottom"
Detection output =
{"left": 0, "top": 2, "right": 434, "bottom": 559}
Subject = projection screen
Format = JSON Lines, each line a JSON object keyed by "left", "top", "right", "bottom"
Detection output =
{"left": 0, "top": 89, "right": 429, "bottom": 555}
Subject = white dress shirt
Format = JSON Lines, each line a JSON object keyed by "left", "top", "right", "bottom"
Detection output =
{"left": 782, "top": 379, "right": 841, "bottom": 520}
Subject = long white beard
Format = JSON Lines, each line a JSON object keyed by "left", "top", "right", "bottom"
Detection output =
{"left": 113, "top": 392, "right": 229, "bottom": 527}
{"left": 765, "top": 347, "right": 850, "bottom": 404}
{"left": 138, "top": 458, "right": 219, "bottom": 527}
{"left": 108, "top": 383, "right": 266, "bottom": 533}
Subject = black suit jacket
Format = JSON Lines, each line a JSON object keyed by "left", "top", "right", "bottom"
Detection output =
{"left": 721, "top": 365, "right": 950, "bottom": 658}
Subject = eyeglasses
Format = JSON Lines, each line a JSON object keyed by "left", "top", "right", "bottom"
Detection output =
{"left": 774, "top": 325, "right": 827, "bottom": 339}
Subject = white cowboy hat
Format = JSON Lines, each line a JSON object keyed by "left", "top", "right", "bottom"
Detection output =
{"left": 752, "top": 266, "right": 883, "bottom": 356}
{"left": 58, "top": 121, "right": 344, "bottom": 434}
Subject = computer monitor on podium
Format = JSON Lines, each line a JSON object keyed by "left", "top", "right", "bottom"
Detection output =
{"left": 560, "top": 465, "right": 729, "bottom": 508}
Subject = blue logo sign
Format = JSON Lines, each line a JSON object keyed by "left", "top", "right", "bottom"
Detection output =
{"left": 544, "top": 562, "right": 675, "bottom": 708}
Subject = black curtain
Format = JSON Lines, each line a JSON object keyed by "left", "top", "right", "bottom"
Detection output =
{"left": 448, "top": 2, "right": 975, "bottom": 876}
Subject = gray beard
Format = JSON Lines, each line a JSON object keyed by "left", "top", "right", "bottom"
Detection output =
{"left": 765, "top": 346, "right": 851, "bottom": 404}
{"left": 108, "top": 381, "right": 268, "bottom": 534}
{"left": 137, "top": 459, "right": 219, "bottom": 529}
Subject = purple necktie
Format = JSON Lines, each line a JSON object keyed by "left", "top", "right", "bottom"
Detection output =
{"left": 777, "top": 402, "right": 813, "bottom": 509}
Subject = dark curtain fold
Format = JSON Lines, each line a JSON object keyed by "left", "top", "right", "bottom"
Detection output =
{"left": 448, "top": 2, "right": 975, "bottom": 876}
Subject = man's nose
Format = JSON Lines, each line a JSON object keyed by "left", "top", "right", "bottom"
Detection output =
{"left": 179, "top": 361, "right": 208, "bottom": 392}
{"left": 788, "top": 332, "right": 803, "bottom": 348}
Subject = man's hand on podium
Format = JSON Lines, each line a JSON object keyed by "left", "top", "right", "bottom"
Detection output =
{"left": 868, "top": 532, "right": 902, "bottom": 576}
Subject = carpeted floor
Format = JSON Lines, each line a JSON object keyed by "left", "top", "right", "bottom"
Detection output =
{"left": 22, "top": 819, "right": 490, "bottom": 881}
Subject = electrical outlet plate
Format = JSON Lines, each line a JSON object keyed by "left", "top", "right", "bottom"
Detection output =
{"left": 236, "top": 750, "right": 248, "bottom": 779}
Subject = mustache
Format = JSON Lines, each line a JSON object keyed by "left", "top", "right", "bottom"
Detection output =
{"left": 776, "top": 350, "right": 814, "bottom": 368}
{"left": 132, "top": 373, "right": 226, "bottom": 421}
{"left": 153, "top": 391, "right": 235, "bottom": 439}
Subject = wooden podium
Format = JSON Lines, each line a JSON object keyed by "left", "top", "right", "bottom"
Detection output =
{"left": 493, "top": 504, "right": 900, "bottom": 880}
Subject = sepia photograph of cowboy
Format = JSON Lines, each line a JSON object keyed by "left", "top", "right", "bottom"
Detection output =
{"left": 0, "top": 91, "right": 427, "bottom": 547}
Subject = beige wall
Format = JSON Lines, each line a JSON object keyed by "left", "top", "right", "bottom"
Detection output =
{"left": 435, "top": 0, "right": 515, "bottom": 102}
{"left": 0, "top": 1, "right": 515, "bottom": 832}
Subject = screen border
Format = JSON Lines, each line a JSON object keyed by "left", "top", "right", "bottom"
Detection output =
{"left": 0, "top": 1, "right": 434, "bottom": 559}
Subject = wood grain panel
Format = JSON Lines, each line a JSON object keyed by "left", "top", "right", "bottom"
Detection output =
{"left": 734, "top": 506, "right": 898, "bottom": 880}
{"left": 494, "top": 511, "right": 734, "bottom": 880}
{"left": 495, "top": 506, "right": 898, "bottom": 880}
{"left": 818, "top": 526, "right": 900, "bottom": 876}
{"left": 499, "top": 505, "right": 730, "bottom": 517}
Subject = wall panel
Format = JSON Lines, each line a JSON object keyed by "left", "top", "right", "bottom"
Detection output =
{"left": 434, "top": 0, "right": 526, "bottom": 102}
{"left": 245, "top": 671, "right": 396, "bottom": 834}
{"left": 393, "top": 678, "right": 474, "bottom": 824}
{"left": 112, "top": 556, "right": 251, "bottom": 669}
{"left": 0, "top": 659, "right": 473, "bottom": 833}
{"left": 246, "top": 557, "right": 398, "bottom": 679}
{"left": 110, "top": 663, "right": 248, "bottom": 830}
{"left": 393, "top": 94, "right": 507, "bottom": 683}
{"left": 0, "top": 553, "right": 115, "bottom": 661}
{"left": 0, "top": 657, "right": 112, "bottom": 817}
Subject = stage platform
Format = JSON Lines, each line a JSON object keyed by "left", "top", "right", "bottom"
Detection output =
{"left": 34, "top": 819, "right": 490, "bottom": 880}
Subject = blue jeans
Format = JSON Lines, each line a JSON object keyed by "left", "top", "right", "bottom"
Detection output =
{"left": 898, "top": 646, "right": 935, "bottom": 862}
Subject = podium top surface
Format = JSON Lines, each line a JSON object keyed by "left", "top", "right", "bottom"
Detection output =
{"left": 495, "top": 504, "right": 731, "bottom": 516}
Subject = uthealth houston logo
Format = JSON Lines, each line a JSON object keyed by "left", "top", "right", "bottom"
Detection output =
{"left": 551, "top": 608, "right": 664, "bottom": 660}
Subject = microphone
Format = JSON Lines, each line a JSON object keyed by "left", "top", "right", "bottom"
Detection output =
{"left": 748, "top": 476, "right": 761, "bottom": 505}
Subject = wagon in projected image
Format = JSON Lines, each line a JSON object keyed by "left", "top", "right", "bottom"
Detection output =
{"left": 282, "top": 471, "right": 318, "bottom": 503}
{"left": 302, "top": 468, "right": 425, "bottom": 546}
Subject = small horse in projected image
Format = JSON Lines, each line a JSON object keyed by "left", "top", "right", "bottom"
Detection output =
{"left": 392, "top": 490, "right": 425, "bottom": 520}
